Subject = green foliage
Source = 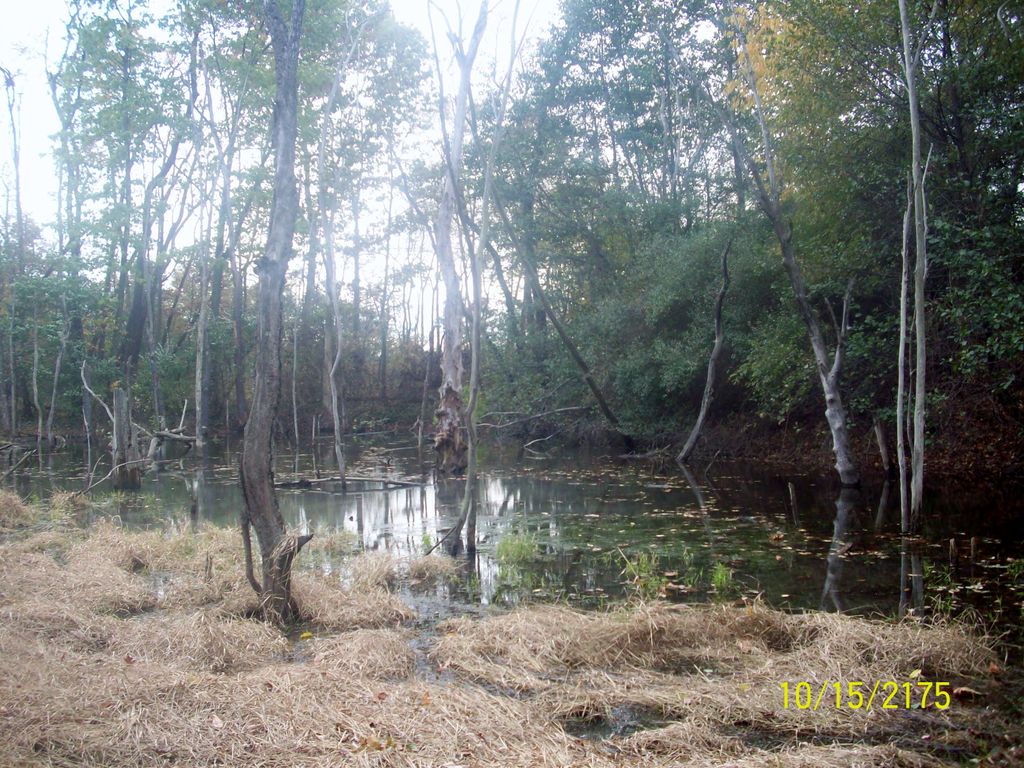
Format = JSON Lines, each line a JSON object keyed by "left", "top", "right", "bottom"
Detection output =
{"left": 733, "top": 310, "right": 816, "bottom": 423}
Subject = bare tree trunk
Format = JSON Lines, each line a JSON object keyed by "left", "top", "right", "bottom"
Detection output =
{"left": 323, "top": 209, "right": 347, "bottom": 483}
{"left": 316, "top": 34, "right": 364, "bottom": 486}
{"left": 291, "top": 324, "right": 300, "bottom": 448}
{"left": 31, "top": 314, "right": 41, "bottom": 450}
{"left": 447, "top": 0, "right": 521, "bottom": 553}
{"left": 195, "top": 195, "right": 213, "bottom": 458}
{"left": 898, "top": 0, "right": 930, "bottom": 532}
{"left": 896, "top": 177, "right": 913, "bottom": 532}
{"left": 2, "top": 68, "right": 24, "bottom": 272}
{"left": 379, "top": 176, "right": 393, "bottom": 402}
{"left": 873, "top": 414, "right": 892, "bottom": 476}
{"left": 492, "top": 193, "right": 621, "bottom": 429}
{"left": 8, "top": 296, "right": 15, "bottom": 435}
{"left": 429, "top": 0, "right": 488, "bottom": 476}
{"left": 45, "top": 298, "right": 70, "bottom": 449}
{"left": 322, "top": 318, "right": 333, "bottom": 419}
{"left": 239, "top": 0, "right": 311, "bottom": 625}
{"left": 678, "top": 237, "right": 731, "bottom": 464}
{"left": 230, "top": 248, "right": 249, "bottom": 430}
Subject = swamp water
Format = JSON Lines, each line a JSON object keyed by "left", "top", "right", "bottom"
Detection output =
{"left": 10, "top": 438, "right": 1024, "bottom": 629}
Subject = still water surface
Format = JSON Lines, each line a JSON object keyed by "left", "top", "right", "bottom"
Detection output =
{"left": 11, "top": 438, "right": 1023, "bottom": 625}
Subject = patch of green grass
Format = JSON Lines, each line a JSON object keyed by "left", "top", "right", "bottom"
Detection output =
{"left": 495, "top": 532, "right": 537, "bottom": 565}
{"left": 711, "top": 561, "right": 734, "bottom": 595}
{"left": 619, "top": 549, "right": 667, "bottom": 601}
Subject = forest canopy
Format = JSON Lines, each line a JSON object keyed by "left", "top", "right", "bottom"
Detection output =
{"left": 0, "top": 0, "right": 1020, "bottom": 480}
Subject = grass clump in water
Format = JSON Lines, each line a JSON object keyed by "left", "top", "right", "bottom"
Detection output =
{"left": 711, "top": 561, "right": 735, "bottom": 596}
{"left": 495, "top": 531, "right": 537, "bottom": 565}
{"left": 0, "top": 488, "right": 36, "bottom": 529}
{"left": 619, "top": 549, "right": 668, "bottom": 601}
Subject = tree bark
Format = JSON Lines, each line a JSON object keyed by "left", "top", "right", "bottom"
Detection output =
{"left": 111, "top": 387, "right": 143, "bottom": 490}
{"left": 896, "top": 177, "right": 913, "bottom": 533}
{"left": 239, "top": 0, "right": 310, "bottom": 625}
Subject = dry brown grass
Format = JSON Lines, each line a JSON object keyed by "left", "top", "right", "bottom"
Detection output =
{"left": 408, "top": 553, "right": 459, "bottom": 585}
{"left": 0, "top": 516, "right": 1015, "bottom": 768}
{"left": 107, "top": 609, "right": 289, "bottom": 673}
{"left": 48, "top": 489, "right": 92, "bottom": 519}
{"left": 0, "top": 488, "right": 35, "bottom": 529}
{"left": 310, "top": 628, "right": 417, "bottom": 680}
{"left": 348, "top": 550, "right": 401, "bottom": 590}
{"left": 294, "top": 572, "right": 414, "bottom": 631}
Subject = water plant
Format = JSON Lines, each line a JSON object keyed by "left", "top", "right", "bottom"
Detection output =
{"left": 619, "top": 549, "right": 667, "bottom": 601}
{"left": 711, "top": 562, "right": 734, "bottom": 595}
{"left": 495, "top": 532, "right": 537, "bottom": 565}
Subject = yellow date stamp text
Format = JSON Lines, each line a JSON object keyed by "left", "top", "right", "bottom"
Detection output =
{"left": 778, "top": 680, "right": 952, "bottom": 711}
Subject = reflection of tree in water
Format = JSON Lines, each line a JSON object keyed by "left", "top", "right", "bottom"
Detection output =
{"left": 899, "top": 538, "right": 925, "bottom": 618}
{"left": 820, "top": 486, "right": 861, "bottom": 612}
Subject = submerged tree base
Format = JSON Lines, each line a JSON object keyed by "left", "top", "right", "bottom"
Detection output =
{"left": 0, "top": 515, "right": 1019, "bottom": 767}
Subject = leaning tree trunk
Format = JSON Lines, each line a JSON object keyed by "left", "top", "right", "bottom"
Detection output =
{"left": 239, "top": 0, "right": 310, "bottom": 625}
{"left": 678, "top": 237, "right": 731, "bottom": 464}
{"left": 734, "top": 34, "right": 860, "bottom": 487}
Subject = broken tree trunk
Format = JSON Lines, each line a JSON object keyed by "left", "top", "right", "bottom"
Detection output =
{"left": 111, "top": 387, "right": 143, "bottom": 490}
{"left": 429, "top": 0, "right": 487, "bottom": 476}
{"left": 678, "top": 237, "right": 731, "bottom": 464}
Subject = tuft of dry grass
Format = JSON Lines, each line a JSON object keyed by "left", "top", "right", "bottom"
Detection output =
{"left": 347, "top": 550, "right": 400, "bottom": 590}
{"left": 0, "top": 488, "right": 35, "bottom": 529}
{"left": 294, "top": 572, "right": 414, "bottom": 631}
{"left": 310, "top": 628, "right": 416, "bottom": 680}
{"left": 108, "top": 609, "right": 289, "bottom": 673}
{"left": 431, "top": 600, "right": 1009, "bottom": 753}
{"left": 48, "top": 490, "right": 92, "bottom": 520}
{"left": 408, "top": 553, "right": 459, "bottom": 585}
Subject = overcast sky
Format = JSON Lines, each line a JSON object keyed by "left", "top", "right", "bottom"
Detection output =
{"left": 0, "top": 0, "right": 560, "bottom": 230}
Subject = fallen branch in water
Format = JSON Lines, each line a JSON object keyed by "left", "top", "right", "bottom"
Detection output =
{"left": 72, "top": 457, "right": 150, "bottom": 497}
{"left": 0, "top": 449, "right": 36, "bottom": 482}
{"left": 274, "top": 475, "right": 423, "bottom": 490}
{"left": 478, "top": 405, "right": 593, "bottom": 429}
